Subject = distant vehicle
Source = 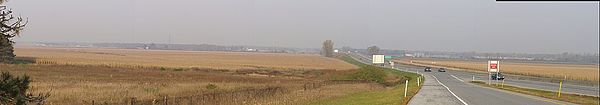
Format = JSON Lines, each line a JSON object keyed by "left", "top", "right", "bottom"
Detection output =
{"left": 438, "top": 68, "right": 446, "bottom": 72}
{"left": 424, "top": 67, "right": 432, "bottom": 72}
{"left": 491, "top": 73, "right": 505, "bottom": 80}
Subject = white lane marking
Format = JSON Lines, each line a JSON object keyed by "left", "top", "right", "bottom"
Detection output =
{"left": 451, "top": 75, "right": 465, "bottom": 82}
{"left": 432, "top": 75, "right": 469, "bottom": 105}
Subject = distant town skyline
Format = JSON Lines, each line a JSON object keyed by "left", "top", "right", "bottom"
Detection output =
{"left": 7, "top": 0, "right": 599, "bottom": 54}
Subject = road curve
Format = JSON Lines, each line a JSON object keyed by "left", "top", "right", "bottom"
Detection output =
{"left": 348, "top": 53, "right": 576, "bottom": 105}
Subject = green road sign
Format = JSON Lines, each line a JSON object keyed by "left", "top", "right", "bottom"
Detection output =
{"left": 384, "top": 56, "right": 393, "bottom": 59}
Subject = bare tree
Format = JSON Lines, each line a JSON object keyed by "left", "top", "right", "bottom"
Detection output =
{"left": 367, "top": 46, "right": 380, "bottom": 55}
{"left": 322, "top": 40, "right": 334, "bottom": 57}
{"left": 0, "top": 1, "right": 27, "bottom": 63}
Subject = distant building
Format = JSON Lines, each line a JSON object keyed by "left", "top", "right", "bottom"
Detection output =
{"left": 241, "top": 47, "right": 258, "bottom": 52}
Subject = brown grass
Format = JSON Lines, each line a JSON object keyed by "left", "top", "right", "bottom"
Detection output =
{"left": 2, "top": 47, "right": 391, "bottom": 104}
{"left": 14, "top": 47, "right": 358, "bottom": 70}
{"left": 0, "top": 64, "right": 376, "bottom": 104}
{"left": 395, "top": 58, "right": 599, "bottom": 82}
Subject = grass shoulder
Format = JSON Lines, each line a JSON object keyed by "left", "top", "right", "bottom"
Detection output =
{"left": 470, "top": 81, "right": 599, "bottom": 105}
{"left": 309, "top": 55, "right": 423, "bottom": 105}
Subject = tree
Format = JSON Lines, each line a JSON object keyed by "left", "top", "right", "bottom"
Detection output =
{"left": 1, "top": 72, "right": 50, "bottom": 105}
{"left": 0, "top": 1, "right": 27, "bottom": 63}
{"left": 322, "top": 40, "right": 334, "bottom": 57}
{"left": 367, "top": 46, "right": 380, "bottom": 55}
{"left": 340, "top": 46, "right": 353, "bottom": 53}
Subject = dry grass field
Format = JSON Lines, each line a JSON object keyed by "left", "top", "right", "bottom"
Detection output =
{"left": 1, "top": 64, "right": 378, "bottom": 105}
{"left": 0, "top": 47, "right": 381, "bottom": 104}
{"left": 395, "top": 58, "right": 599, "bottom": 82}
{"left": 14, "top": 47, "right": 358, "bottom": 70}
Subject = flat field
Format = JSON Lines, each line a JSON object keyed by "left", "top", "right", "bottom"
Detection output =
{"left": 2, "top": 47, "right": 375, "bottom": 104}
{"left": 396, "top": 58, "right": 599, "bottom": 82}
{"left": 14, "top": 47, "right": 357, "bottom": 70}
{"left": 1, "top": 64, "right": 376, "bottom": 105}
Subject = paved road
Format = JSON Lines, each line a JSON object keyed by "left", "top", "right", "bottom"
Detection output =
{"left": 401, "top": 64, "right": 574, "bottom": 105}
{"left": 396, "top": 62, "right": 600, "bottom": 97}
{"left": 442, "top": 69, "right": 600, "bottom": 97}
{"left": 351, "top": 53, "right": 599, "bottom": 97}
{"left": 408, "top": 74, "right": 463, "bottom": 105}
{"left": 348, "top": 53, "right": 577, "bottom": 105}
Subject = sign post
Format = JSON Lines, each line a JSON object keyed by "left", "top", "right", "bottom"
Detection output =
{"left": 488, "top": 61, "right": 499, "bottom": 85}
{"left": 404, "top": 80, "right": 409, "bottom": 97}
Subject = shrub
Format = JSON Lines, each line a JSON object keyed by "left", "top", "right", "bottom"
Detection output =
{"left": 0, "top": 72, "right": 50, "bottom": 105}
{"left": 350, "top": 66, "right": 387, "bottom": 84}
{"left": 173, "top": 68, "right": 184, "bottom": 71}
{"left": 206, "top": 83, "right": 218, "bottom": 90}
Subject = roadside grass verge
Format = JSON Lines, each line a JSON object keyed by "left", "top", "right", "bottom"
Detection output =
{"left": 309, "top": 55, "right": 423, "bottom": 105}
{"left": 470, "top": 81, "right": 599, "bottom": 105}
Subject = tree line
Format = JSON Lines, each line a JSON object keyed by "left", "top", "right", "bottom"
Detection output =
{"left": 321, "top": 40, "right": 380, "bottom": 57}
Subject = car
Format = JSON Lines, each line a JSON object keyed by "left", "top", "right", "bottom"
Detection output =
{"left": 491, "top": 73, "right": 505, "bottom": 80}
{"left": 424, "top": 67, "right": 432, "bottom": 72}
{"left": 438, "top": 68, "right": 446, "bottom": 72}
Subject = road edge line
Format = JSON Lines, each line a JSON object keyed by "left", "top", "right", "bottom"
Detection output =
{"left": 432, "top": 75, "right": 469, "bottom": 105}
{"left": 450, "top": 75, "right": 465, "bottom": 82}
{"left": 465, "top": 81, "right": 569, "bottom": 105}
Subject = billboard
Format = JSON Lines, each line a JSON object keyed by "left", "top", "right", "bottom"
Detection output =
{"left": 372, "top": 55, "right": 385, "bottom": 64}
{"left": 488, "top": 61, "right": 499, "bottom": 72}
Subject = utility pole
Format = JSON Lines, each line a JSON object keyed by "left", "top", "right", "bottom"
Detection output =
{"left": 168, "top": 34, "right": 172, "bottom": 50}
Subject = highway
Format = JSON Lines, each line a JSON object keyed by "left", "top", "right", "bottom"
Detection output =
{"left": 351, "top": 53, "right": 600, "bottom": 97}
{"left": 395, "top": 61, "right": 600, "bottom": 97}
{"left": 400, "top": 64, "right": 574, "bottom": 105}
{"left": 435, "top": 68, "right": 600, "bottom": 97}
{"left": 348, "top": 53, "right": 579, "bottom": 105}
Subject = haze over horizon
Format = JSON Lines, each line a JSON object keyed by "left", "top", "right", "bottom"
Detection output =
{"left": 7, "top": 0, "right": 599, "bottom": 54}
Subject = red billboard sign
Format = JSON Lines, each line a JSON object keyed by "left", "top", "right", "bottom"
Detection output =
{"left": 488, "top": 61, "right": 499, "bottom": 72}
{"left": 490, "top": 64, "right": 498, "bottom": 69}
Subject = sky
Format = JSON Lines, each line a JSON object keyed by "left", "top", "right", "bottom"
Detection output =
{"left": 6, "top": 0, "right": 599, "bottom": 54}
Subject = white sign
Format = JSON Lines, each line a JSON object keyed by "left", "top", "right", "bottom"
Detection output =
{"left": 334, "top": 50, "right": 339, "bottom": 53}
{"left": 488, "top": 61, "right": 499, "bottom": 72}
{"left": 372, "top": 55, "right": 385, "bottom": 64}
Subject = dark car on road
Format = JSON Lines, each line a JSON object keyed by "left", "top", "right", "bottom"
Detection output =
{"left": 424, "top": 67, "right": 432, "bottom": 72}
{"left": 438, "top": 68, "right": 446, "bottom": 72}
{"left": 491, "top": 73, "right": 505, "bottom": 80}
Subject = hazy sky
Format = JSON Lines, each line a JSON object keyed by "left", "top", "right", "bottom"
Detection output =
{"left": 7, "top": 0, "right": 599, "bottom": 54}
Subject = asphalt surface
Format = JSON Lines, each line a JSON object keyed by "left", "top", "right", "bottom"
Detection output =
{"left": 401, "top": 65, "right": 574, "bottom": 105}
{"left": 348, "top": 53, "right": 580, "bottom": 105}
{"left": 396, "top": 62, "right": 600, "bottom": 97}
{"left": 408, "top": 74, "right": 463, "bottom": 105}
{"left": 440, "top": 68, "right": 600, "bottom": 97}
{"left": 352, "top": 53, "right": 600, "bottom": 97}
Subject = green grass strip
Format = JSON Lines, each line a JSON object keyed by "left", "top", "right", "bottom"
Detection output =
{"left": 470, "top": 81, "right": 599, "bottom": 105}
{"left": 309, "top": 55, "right": 423, "bottom": 105}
